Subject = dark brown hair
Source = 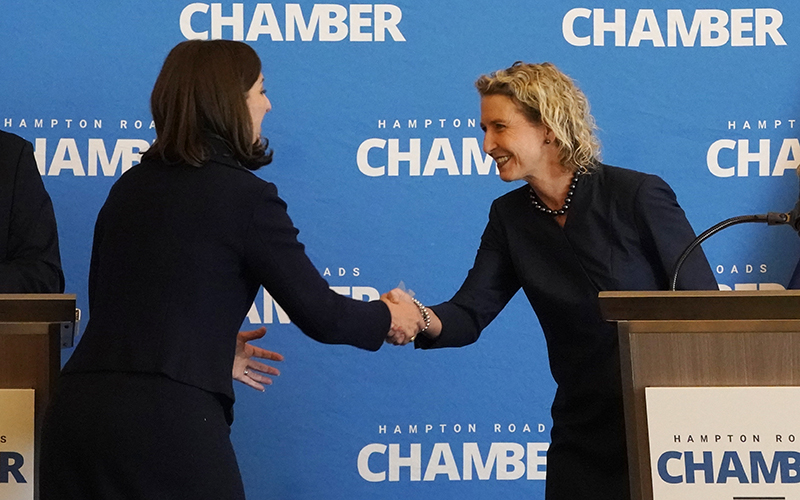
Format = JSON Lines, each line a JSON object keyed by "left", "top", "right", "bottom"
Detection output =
{"left": 143, "top": 40, "right": 272, "bottom": 169}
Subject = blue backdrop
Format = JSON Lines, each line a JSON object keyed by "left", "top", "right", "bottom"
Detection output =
{"left": 3, "top": 1, "right": 800, "bottom": 498}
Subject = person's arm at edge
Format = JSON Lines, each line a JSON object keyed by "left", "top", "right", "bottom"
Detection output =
{"left": 0, "top": 138, "right": 64, "bottom": 293}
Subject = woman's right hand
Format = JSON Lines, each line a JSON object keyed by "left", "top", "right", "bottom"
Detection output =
{"left": 381, "top": 288, "right": 422, "bottom": 345}
{"left": 380, "top": 288, "right": 441, "bottom": 345}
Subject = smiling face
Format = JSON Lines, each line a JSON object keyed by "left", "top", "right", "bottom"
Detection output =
{"left": 245, "top": 73, "right": 271, "bottom": 142}
{"left": 480, "top": 94, "right": 558, "bottom": 183}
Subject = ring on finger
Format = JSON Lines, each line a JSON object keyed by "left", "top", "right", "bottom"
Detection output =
{"left": 244, "top": 368, "right": 249, "bottom": 376}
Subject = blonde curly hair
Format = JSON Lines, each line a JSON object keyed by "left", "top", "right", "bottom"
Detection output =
{"left": 475, "top": 62, "right": 600, "bottom": 173}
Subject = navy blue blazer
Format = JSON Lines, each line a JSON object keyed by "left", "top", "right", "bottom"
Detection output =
{"left": 416, "top": 164, "right": 717, "bottom": 500}
{"left": 63, "top": 146, "right": 390, "bottom": 403}
{"left": 420, "top": 165, "right": 717, "bottom": 389}
{"left": 790, "top": 260, "right": 800, "bottom": 288}
{"left": 0, "top": 131, "right": 64, "bottom": 293}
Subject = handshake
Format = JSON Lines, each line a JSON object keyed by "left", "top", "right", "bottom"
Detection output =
{"left": 234, "top": 286, "right": 441, "bottom": 392}
{"left": 380, "top": 287, "right": 439, "bottom": 346}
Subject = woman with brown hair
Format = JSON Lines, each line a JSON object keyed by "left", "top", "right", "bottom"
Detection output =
{"left": 39, "top": 40, "right": 422, "bottom": 499}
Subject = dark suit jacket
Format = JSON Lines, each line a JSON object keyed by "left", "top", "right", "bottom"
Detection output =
{"left": 417, "top": 164, "right": 717, "bottom": 500}
{"left": 420, "top": 164, "right": 717, "bottom": 386}
{"left": 790, "top": 259, "right": 800, "bottom": 289}
{"left": 0, "top": 131, "right": 64, "bottom": 293}
{"left": 63, "top": 145, "right": 390, "bottom": 403}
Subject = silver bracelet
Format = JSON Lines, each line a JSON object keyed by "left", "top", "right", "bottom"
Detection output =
{"left": 410, "top": 297, "right": 431, "bottom": 333}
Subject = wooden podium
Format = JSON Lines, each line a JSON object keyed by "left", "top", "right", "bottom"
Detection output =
{"left": 0, "top": 294, "right": 76, "bottom": 499}
{"left": 599, "top": 290, "right": 800, "bottom": 500}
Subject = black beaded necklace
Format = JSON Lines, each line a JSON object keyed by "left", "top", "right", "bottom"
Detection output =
{"left": 528, "top": 171, "right": 581, "bottom": 216}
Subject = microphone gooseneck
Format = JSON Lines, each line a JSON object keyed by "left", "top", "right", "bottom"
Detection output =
{"left": 669, "top": 211, "right": 800, "bottom": 291}
{"left": 671, "top": 175, "right": 800, "bottom": 291}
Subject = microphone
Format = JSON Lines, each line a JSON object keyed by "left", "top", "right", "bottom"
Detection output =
{"left": 670, "top": 173, "right": 800, "bottom": 291}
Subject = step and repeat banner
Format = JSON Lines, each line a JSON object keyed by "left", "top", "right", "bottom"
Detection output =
{"left": 2, "top": 1, "right": 800, "bottom": 499}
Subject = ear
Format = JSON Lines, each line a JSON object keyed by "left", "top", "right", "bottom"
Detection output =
{"left": 544, "top": 127, "right": 556, "bottom": 144}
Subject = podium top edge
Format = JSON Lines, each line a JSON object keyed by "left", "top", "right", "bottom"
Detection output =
{"left": 599, "top": 290, "right": 800, "bottom": 321}
{"left": 0, "top": 294, "right": 77, "bottom": 301}
{"left": 0, "top": 294, "right": 77, "bottom": 323}
{"left": 599, "top": 290, "right": 800, "bottom": 298}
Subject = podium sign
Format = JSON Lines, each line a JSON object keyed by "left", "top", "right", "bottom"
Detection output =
{"left": 599, "top": 290, "right": 800, "bottom": 500}
{"left": 0, "top": 389, "right": 34, "bottom": 500}
{"left": 0, "top": 294, "right": 76, "bottom": 500}
{"left": 645, "top": 387, "right": 800, "bottom": 500}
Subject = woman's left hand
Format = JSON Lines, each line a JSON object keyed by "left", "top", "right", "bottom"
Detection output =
{"left": 233, "top": 326, "right": 284, "bottom": 392}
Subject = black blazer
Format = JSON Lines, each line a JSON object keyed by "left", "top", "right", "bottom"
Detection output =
{"left": 416, "top": 165, "right": 717, "bottom": 500}
{"left": 63, "top": 146, "right": 390, "bottom": 402}
{"left": 0, "top": 131, "right": 64, "bottom": 293}
{"left": 421, "top": 164, "right": 717, "bottom": 390}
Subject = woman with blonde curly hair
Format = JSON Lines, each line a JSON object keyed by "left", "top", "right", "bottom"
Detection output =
{"left": 384, "top": 61, "right": 717, "bottom": 499}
